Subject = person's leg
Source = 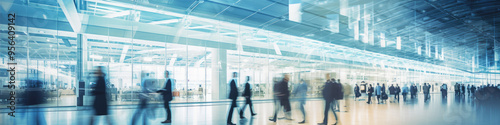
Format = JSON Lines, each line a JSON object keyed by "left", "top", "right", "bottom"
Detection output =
{"left": 376, "top": 95, "right": 380, "bottom": 103}
{"left": 322, "top": 100, "right": 331, "bottom": 124}
{"left": 367, "top": 94, "right": 372, "bottom": 103}
{"left": 271, "top": 99, "right": 280, "bottom": 122}
{"left": 166, "top": 101, "right": 171, "bottom": 121}
{"left": 132, "top": 99, "right": 146, "bottom": 125}
{"left": 227, "top": 99, "right": 236, "bottom": 123}
{"left": 299, "top": 101, "right": 305, "bottom": 121}
{"left": 331, "top": 101, "right": 339, "bottom": 124}
{"left": 239, "top": 103, "right": 247, "bottom": 116}
{"left": 248, "top": 98, "right": 255, "bottom": 115}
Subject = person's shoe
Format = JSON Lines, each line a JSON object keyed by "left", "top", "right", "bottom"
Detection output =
{"left": 317, "top": 123, "right": 327, "bottom": 125}
{"left": 269, "top": 118, "right": 276, "bottom": 122}
{"left": 298, "top": 120, "right": 306, "bottom": 124}
{"left": 251, "top": 113, "right": 257, "bottom": 116}
{"left": 161, "top": 120, "right": 171, "bottom": 123}
{"left": 227, "top": 122, "right": 236, "bottom": 125}
{"left": 240, "top": 116, "right": 246, "bottom": 119}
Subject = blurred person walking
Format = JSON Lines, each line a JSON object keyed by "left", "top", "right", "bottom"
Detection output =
{"left": 354, "top": 84, "right": 361, "bottom": 101}
{"left": 455, "top": 83, "right": 460, "bottom": 96}
{"left": 269, "top": 74, "right": 292, "bottom": 122}
{"left": 227, "top": 72, "right": 243, "bottom": 125}
{"left": 470, "top": 85, "right": 476, "bottom": 98}
{"left": 402, "top": 84, "right": 409, "bottom": 102}
{"left": 319, "top": 78, "right": 338, "bottom": 125}
{"left": 461, "top": 84, "right": 466, "bottom": 96}
{"left": 467, "top": 84, "right": 471, "bottom": 96}
{"left": 395, "top": 84, "right": 401, "bottom": 102}
{"left": 366, "top": 84, "right": 374, "bottom": 104}
{"left": 389, "top": 84, "right": 395, "bottom": 103}
{"left": 90, "top": 66, "right": 113, "bottom": 125}
{"left": 342, "top": 81, "right": 352, "bottom": 112}
{"left": 423, "top": 83, "right": 431, "bottom": 102}
{"left": 333, "top": 79, "right": 342, "bottom": 112}
{"left": 157, "top": 71, "right": 174, "bottom": 123}
{"left": 410, "top": 84, "right": 417, "bottom": 99}
{"left": 441, "top": 84, "right": 448, "bottom": 99}
{"left": 375, "top": 83, "right": 381, "bottom": 104}
{"left": 240, "top": 76, "right": 257, "bottom": 118}
{"left": 293, "top": 79, "right": 308, "bottom": 124}
{"left": 131, "top": 73, "right": 156, "bottom": 125}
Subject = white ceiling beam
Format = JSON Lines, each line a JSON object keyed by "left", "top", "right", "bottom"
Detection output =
{"left": 57, "top": 0, "right": 82, "bottom": 33}
{"left": 149, "top": 19, "right": 180, "bottom": 25}
{"left": 119, "top": 45, "right": 129, "bottom": 63}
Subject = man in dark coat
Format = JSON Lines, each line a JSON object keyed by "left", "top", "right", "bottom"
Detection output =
{"left": 389, "top": 84, "right": 395, "bottom": 102}
{"left": 354, "top": 84, "right": 361, "bottom": 100}
{"left": 395, "top": 84, "right": 401, "bottom": 102}
{"left": 269, "top": 74, "right": 291, "bottom": 122}
{"left": 157, "top": 71, "right": 174, "bottom": 123}
{"left": 319, "top": 78, "right": 336, "bottom": 125}
{"left": 366, "top": 84, "right": 374, "bottom": 104}
{"left": 410, "top": 84, "right": 417, "bottom": 99}
{"left": 239, "top": 76, "right": 256, "bottom": 118}
{"left": 227, "top": 72, "right": 242, "bottom": 125}
{"left": 90, "top": 66, "right": 113, "bottom": 125}
{"left": 461, "top": 84, "right": 466, "bottom": 96}
{"left": 423, "top": 83, "right": 431, "bottom": 102}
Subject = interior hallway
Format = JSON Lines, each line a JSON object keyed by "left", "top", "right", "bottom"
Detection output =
{"left": 1, "top": 93, "right": 495, "bottom": 125}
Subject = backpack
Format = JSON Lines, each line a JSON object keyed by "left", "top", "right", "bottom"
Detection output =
{"left": 382, "top": 92, "right": 388, "bottom": 100}
{"left": 333, "top": 83, "right": 344, "bottom": 100}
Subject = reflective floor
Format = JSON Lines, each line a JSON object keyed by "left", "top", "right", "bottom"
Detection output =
{"left": 2, "top": 93, "right": 499, "bottom": 125}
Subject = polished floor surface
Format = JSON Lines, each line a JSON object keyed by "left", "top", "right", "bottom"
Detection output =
{"left": 2, "top": 93, "right": 498, "bottom": 125}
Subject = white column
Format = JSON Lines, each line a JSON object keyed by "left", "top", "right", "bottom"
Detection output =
{"left": 211, "top": 49, "right": 227, "bottom": 100}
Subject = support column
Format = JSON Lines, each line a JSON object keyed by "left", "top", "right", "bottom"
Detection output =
{"left": 76, "top": 34, "right": 87, "bottom": 106}
{"left": 211, "top": 49, "right": 227, "bottom": 100}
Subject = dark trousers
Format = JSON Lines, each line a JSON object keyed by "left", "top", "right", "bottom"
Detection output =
{"left": 367, "top": 93, "right": 372, "bottom": 103}
{"left": 402, "top": 93, "right": 407, "bottom": 101}
{"left": 322, "top": 100, "right": 338, "bottom": 124}
{"left": 271, "top": 97, "right": 291, "bottom": 121}
{"left": 240, "top": 97, "right": 254, "bottom": 116}
{"left": 164, "top": 101, "right": 171, "bottom": 120}
{"left": 376, "top": 95, "right": 381, "bottom": 103}
{"left": 227, "top": 99, "right": 240, "bottom": 123}
{"left": 424, "top": 93, "right": 430, "bottom": 102}
{"left": 132, "top": 99, "right": 148, "bottom": 125}
{"left": 298, "top": 100, "right": 306, "bottom": 120}
{"left": 394, "top": 94, "right": 400, "bottom": 102}
{"left": 442, "top": 90, "right": 447, "bottom": 98}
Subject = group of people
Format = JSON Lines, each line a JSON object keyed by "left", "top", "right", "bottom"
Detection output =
{"left": 87, "top": 67, "right": 500, "bottom": 125}
{"left": 454, "top": 83, "right": 478, "bottom": 98}
{"left": 90, "top": 67, "right": 174, "bottom": 125}
{"left": 360, "top": 83, "right": 435, "bottom": 104}
{"left": 227, "top": 72, "right": 257, "bottom": 125}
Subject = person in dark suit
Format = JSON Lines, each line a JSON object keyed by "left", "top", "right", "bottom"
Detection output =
{"left": 269, "top": 74, "right": 292, "bottom": 122}
{"left": 395, "top": 84, "right": 401, "bottom": 102}
{"left": 157, "top": 71, "right": 174, "bottom": 123}
{"left": 354, "top": 84, "right": 361, "bottom": 100}
{"left": 410, "top": 84, "right": 417, "bottom": 99}
{"left": 319, "top": 78, "right": 338, "bottom": 125}
{"left": 239, "top": 76, "right": 256, "bottom": 118}
{"left": 227, "top": 72, "right": 242, "bottom": 125}
{"left": 90, "top": 66, "right": 113, "bottom": 125}
{"left": 389, "top": 84, "right": 395, "bottom": 102}
{"left": 423, "top": 83, "right": 431, "bottom": 102}
{"left": 366, "top": 84, "right": 374, "bottom": 104}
